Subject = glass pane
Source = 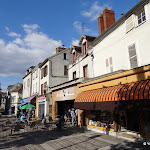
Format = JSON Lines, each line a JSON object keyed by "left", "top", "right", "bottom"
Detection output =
{"left": 138, "top": 14, "right": 141, "bottom": 19}
{"left": 138, "top": 19, "right": 142, "bottom": 24}
{"left": 142, "top": 11, "right": 145, "bottom": 16}
{"left": 142, "top": 16, "right": 146, "bottom": 21}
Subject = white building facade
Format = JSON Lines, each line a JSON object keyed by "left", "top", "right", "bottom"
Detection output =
{"left": 93, "top": 0, "right": 150, "bottom": 77}
{"left": 23, "top": 66, "right": 35, "bottom": 99}
{"left": 68, "top": 36, "right": 96, "bottom": 81}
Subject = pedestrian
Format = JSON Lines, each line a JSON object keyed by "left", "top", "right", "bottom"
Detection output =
{"left": 17, "top": 110, "right": 20, "bottom": 118}
{"left": 70, "top": 108, "right": 75, "bottom": 126}
{"left": 75, "top": 109, "right": 78, "bottom": 126}
{"left": 20, "top": 114, "right": 25, "bottom": 123}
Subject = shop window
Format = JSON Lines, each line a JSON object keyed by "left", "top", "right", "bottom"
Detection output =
{"left": 73, "top": 71, "right": 76, "bottom": 79}
{"left": 64, "top": 65, "right": 68, "bottom": 76}
{"left": 138, "top": 10, "right": 146, "bottom": 25}
{"left": 88, "top": 110, "right": 114, "bottom": 129}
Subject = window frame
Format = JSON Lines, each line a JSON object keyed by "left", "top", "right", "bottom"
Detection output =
{"left": 73, "top": 71, "right": 76, "bottom": 79}
{"left": 137, "top": 10, "right": 146, "bottom": 25}
{"left": 83, "top": 65, "right": 88, "bottom": 78}
{"left": 64, "top": 53, "right": 67, "bottom": 60}
{"left": 64, "top": 65, "right": 68, "bottom": 76}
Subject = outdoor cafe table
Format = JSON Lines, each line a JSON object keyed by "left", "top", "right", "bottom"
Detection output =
{"left": 28, "top": 119, "right": 37, "bottom": 126}
{"left": 5, "top": 123, "right": 16, "bottom": 136}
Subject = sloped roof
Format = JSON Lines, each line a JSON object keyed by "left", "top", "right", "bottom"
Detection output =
{"left": 8, "top": 83, "right": 23, "bottom": 93}
{"left": 79, "top": 35, "right": 96, "bottom": 45}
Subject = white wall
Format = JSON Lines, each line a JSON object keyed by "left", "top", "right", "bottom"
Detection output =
{"left": 11, "top": 92, "right": 20, "bottom": 114}
{"left": 23, "top": 73, "right": 32, "bottom": 99}
{"left": 68, "top": 49, "right": 94, "bottom": 80}
{"left": 31, "top": 67, "right": 40, "bottom": 96}
{"left": 40, "top": 61, "right": 49, "bottom": 95}
{"left": 93, "top": 3, "right": 150, "bottom": 77}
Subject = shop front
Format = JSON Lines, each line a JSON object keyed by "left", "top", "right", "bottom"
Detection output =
{"left": 37, "top": 96, "right": 49, "bottom": 118}
{"left": 52, "top": 85, "right": 80, "bottom": 121}
{"left": 74, "top": 65, "right": 150, "bottom": 138}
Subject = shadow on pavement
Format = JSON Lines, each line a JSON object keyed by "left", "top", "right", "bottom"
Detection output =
{"left": 110, "top": 139, "right": 150, "bottom": 150}
{"left": 0, "top": 126, "right": 92, "bottom": 149}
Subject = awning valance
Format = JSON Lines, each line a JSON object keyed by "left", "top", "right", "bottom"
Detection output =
{"left": 24, "top": 95, "right": 36, "bottom": 103}
{"left": 74, "top": 80, "right": 150, "bottom": 109}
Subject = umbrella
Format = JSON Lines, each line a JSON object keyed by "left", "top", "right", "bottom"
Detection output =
{"left": 20, "top": 104, "right": 36, "bottom": 109}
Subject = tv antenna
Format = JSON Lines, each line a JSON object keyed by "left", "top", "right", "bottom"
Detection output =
{"left": 81, "top": 22, "right": 88, "bottom": 35}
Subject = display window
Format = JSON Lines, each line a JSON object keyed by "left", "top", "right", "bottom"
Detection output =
{"left": 88, "top": 110, "right": 114, "bottom": 129}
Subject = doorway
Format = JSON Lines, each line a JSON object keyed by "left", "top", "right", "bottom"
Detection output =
{"left": 142, "top": 110, "right": 150, "bottom": 138}
{"left": 57, "top": 100, "right": 74, "bottom": 117}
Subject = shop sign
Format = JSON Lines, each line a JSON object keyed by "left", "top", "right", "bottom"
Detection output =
{"left": 37, "top": 96, "right": 45, "bottom": 100}
{"left": 56, "top": 89, "right": 74, "bottom": 97}
{"left": 38, "top": 99, "right": 46, "bottom": 103}
{"left": 53, "top": 86, "right": 79, "bottom": 101}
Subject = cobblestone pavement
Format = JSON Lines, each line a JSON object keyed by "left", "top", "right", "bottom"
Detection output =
{"left": 1, "top": 125, "right": 150, "bottom": 150}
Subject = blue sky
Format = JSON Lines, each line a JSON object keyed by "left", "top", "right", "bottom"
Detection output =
{"left": 0, "top": 0, "right": 140, "bottom": 91}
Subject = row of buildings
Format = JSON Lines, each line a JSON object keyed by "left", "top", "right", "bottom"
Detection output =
{"left": 18, "top": 0, "right": 150, "bottom": 138}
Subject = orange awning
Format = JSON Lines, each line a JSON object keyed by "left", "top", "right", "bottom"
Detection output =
{"left": 75, "top": 80, "right": 150, "bottom": 103}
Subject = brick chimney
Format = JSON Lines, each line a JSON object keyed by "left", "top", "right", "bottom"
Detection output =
{"left": 98, "top": 14, "right": 104, "bottom": 35}
{"left": 98, "top": 8, "right": 115, "bottom": 35}
{"left": 56, "top": 45, "right": 66, "bottom": 54}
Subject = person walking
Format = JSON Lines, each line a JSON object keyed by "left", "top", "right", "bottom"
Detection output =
{"left": 70, "top": 108, "right": 75, "bottom": 126}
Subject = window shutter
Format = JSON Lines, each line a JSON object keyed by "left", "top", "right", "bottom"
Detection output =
{"left": 64, "top": 65, "right": 68, "bottom": 76}
{"left": 106, "top": 59, "right": 109, "bottom": 67}
{"left": 109, "top": 57, "right": 113, "bottom": 65}
{"left": 44, "top": 65, "right": 47, "bottom": 77}
{"left": 126, "top": 14, "right": 135, "bottom": 33}
{"left": 41, "top": 68, "right": 43, "bottom": 79}
{"left": 128, "top": 44, "right": 138, "bottom": 69}
{"left": 41, "top": 84, "right": 43, "bottom": 95}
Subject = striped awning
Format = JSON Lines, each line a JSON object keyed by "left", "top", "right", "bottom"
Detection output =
{"left": 75, "top": 80, "right": 150, "bottom": 103}
{"left": 24, "top": 95, "right": 36, "bottom": 103}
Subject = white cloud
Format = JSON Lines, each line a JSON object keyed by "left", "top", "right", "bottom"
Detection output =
{"left": 81, "top": 1, "right": 110, "bottom": 21}
{"left": 22, "top": 24, "right": 40, "bottom": 34}
{"left": 0, "top": 24, "right": 62, "bottom": 77}
{"left": 13, "top": 38, "right": 24, "bottom": 46}
{"left": 73, "top": 21, "right": 91, "bottom": 34}
{"left": 7, "top": 32, "right": 21, "bottom": 37}
{"left": 72, "top": 39, "right": 79, "bottom": 46}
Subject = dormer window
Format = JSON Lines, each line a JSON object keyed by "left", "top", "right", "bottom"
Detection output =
{"left": 138, "top": 10, "right": 146, "bottom": 25}
{"left": 83, "top": 42, "right": 87, "bottom": 55}
{"left": 72, "top": 51, "right": 76, "bottom": 63}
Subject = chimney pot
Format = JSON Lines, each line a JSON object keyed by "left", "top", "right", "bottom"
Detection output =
{"left": 98, "top": 8, "right": 115, "bottom": 35}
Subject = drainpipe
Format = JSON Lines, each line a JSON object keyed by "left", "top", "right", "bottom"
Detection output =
{"left": 91, "top": 49, "right": 95, "bottom": 78}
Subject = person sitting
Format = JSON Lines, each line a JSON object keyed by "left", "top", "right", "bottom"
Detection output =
{"left": 20, "top": 114, "right": 25, "bottom": 123}
{"left": 56, "top": 116, "right": 64, "bottom": 129}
